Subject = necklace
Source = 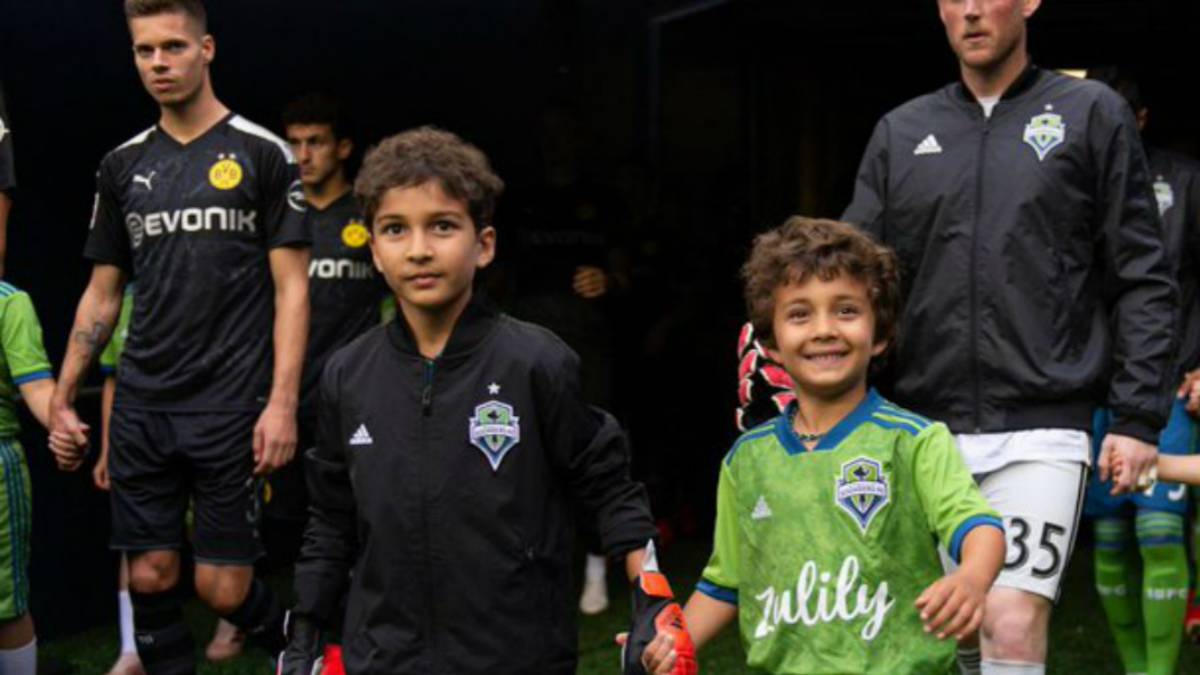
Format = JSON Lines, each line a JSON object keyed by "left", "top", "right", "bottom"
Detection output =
{"left": 795, "top": 431, "right": 824, "bottom": 442}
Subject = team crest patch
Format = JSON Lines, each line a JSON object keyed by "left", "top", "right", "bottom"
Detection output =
{"left": 209, "top": 154, "right": 243, "bottom": 190}
{"left": 1154, "top": 176, "right": 1174, "bottom": 215}
{"left": 469, "top": 390, "right": 520, "bottom": 471}
{"left": 342, "top": 220, "right": 370, "bottom": 248}
{"left": 1022, "top": 107, "right": 1066, "bottom": 162}
{"left": 835, "top": 457, "right": 889, "bottom": 533}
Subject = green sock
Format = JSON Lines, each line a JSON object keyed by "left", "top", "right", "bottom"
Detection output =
{"left": 1094, "top": 517, "right": 1147, "bottom": 673}
{"left": 1137, "top": 511, "right": 1188, "bottom": 675}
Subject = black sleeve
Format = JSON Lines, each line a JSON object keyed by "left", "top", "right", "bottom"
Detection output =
{"left": 840, "top": 117, "right": 890, "bottom": 241}
{"left": 0, "top": 84, "right": 15, "bottom": 193}
{"left": 1097, "top": 100, "right": 1179, "bottom": 442}
{"left": 293, "top": 360, "right": 357, "bottom": 624}
{"left": 258, "top": 143, "right": 310, "bottom": 249}
{"left": 536, "top": 341, "right": 656, "bottom": 558}
{"left": 82, "top": 161, "right": 133, "bottom": 271}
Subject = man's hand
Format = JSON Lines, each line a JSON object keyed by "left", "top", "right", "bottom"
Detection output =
{"left": 254, "top": 402, "right": 297, "bottom": 476}
{"left": 1178, "top": 369, "right": 1200, "bottom": 417}
{"left": 48, "top": 403, "right": 89, "bottom": 472}
{"left": 93, "top": 446, "right": 111, "bottom": 490}
{"left": 1099, "top": 433, "right": 1158, "bottom": 495}
{"left": 915, "top": 569, "right": 988, "bottom": 641}
{"left": 572, "top": 266, "right": 608, "bottom": 299}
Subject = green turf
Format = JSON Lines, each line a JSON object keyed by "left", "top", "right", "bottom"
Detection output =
{"left": 40, "top": 540, "right": 1200, "bottom": 674}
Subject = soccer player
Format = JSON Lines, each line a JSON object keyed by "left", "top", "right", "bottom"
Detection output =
{"left": 1081, "top": 67, "right": 1200, "bottom": 675}
{"left": 639, "top": 217, "right": 1005, "bottom": 674}
{"left": 0, "top": 282, "right": 57, "bottom": 674}
{"left": 841, "top": 2, "right": 1177, "bottom": 672}
{"left": 272, "top": 93, "right": 381, "bottom": 569}
{"left": 47, "top": 1, "right": 310, "bottom": 673}
{"left": 281, "top": 127, "right": 672, "bottom": 674}
{"left": 0, "top": 80, "right": 13, "bottom": 277}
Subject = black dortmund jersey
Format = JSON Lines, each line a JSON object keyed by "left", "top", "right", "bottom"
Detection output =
{"left": 0, "top": 83, "right": 14, "bottom": 192}
{"left": 300, "top": 190, "right": 381, "bottom": 417}
{"left": 84, "top": 114, "right": 309, "bottom": 411}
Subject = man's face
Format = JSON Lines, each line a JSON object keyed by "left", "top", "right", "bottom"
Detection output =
{"left": 937, "top": 0, "right": 1039, "bottom": 72}
{"left": 129, "top": 11, "right": 213, "bottom": 107}
{"left": 286, "top": 124, "right": 352, "bottom": 189}
{"left": 370, "top": 181, "right": 495, "bottom": 316}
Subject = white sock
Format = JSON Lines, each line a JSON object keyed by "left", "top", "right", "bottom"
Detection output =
{"left": 957, "top": 646, "right": 982, "bottom": 675}
{"left": 981, "top": 660, "right": 1044, "bottom": 675}
{"left": 585, "top": 554, "right": 606, "bottom": 582}
{"left": 119, "top": 590, "right": 137, "bottom": 654}
{"left": 0, "top": 638, "right": 37, "bottom": 675}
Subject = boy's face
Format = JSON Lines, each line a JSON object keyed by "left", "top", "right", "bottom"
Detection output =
{"left": 369, "top": 181, "right": 495, "bottom": 315}
{"left": 766, "top": 273, "right": 886, "bottom": 401}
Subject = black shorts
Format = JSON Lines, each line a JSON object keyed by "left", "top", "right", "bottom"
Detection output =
{"left": 109, "top": 407, "right": 263, "bottom": 565}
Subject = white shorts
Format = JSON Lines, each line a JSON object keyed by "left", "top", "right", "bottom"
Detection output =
{"left": 943, "top": 458, "right": 1088, "bottom": 600}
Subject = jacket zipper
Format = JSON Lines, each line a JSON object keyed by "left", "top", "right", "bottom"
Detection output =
{"left": 420, "top": 358, "right": 435, "bottom": 667}
{"left": 971, "top": 115, "right": 989, "bottom": 432}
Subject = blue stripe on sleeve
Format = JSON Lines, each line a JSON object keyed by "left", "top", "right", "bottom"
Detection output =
{"left": 12, "top": 371, "right": 51, "bottom": 385}
{"left": 949, "top": 515, "right": 1005, "bottom": 563}
{"left": 696, "top": 579, "right": 738, "bottom": 606}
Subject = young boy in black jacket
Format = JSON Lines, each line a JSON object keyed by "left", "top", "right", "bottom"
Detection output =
{"left": 280, "top": 127, "right": 686, "bottom": 675}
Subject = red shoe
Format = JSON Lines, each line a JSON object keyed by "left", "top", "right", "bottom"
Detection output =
{"left": 321, "top": 644, "right": 345, "bottom": 675}
{"left": 1186, "top": 589, "right": 1200, "bottom": 643}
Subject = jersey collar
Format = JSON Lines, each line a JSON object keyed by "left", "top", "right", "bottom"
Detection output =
{"left": 775, "top": 387, "right": 884, "bottom": 454}
{"left": 952, "top": 61, "right": 1042, "bottom": 109}
{"left": 386, "top": 293, "right": 499, "bottom": 362}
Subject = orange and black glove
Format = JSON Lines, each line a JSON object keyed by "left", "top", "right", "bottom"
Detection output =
{"left": 622, "top": 542, "right": 698, "bottom": 675}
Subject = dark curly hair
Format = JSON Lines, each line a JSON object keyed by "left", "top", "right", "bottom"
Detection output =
{"left": 354, "top": 126, "right": 504, "bottom": 230}
{"left": 742, "top": 216, "right": 900, "bottom": 350}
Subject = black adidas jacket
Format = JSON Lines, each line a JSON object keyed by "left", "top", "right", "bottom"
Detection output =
{"left": 1148, "top": 147, "right": 1200, "bottom": 378}
{"left": 843, "top": 65, "right": 1177, "bottom": 443}
{"left": 292, "top": 297, "right": 655, "bottom": 674}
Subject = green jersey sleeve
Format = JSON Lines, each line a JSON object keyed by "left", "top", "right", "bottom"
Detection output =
{"left": 697, "top": 460, "right": 740, "bottom": 605}
{"left": 912, "top": 423, "right": 1003, "bottom": 562}
{"left": 0, "top": 291, "right": 51, "bottom": 384}
{"left": 100, "top": 289, "right": 133, "bottom": 375}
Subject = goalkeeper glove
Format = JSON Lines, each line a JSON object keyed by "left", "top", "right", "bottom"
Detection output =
{"left": 622, "top": 540, "right": 698, "bottom": 675}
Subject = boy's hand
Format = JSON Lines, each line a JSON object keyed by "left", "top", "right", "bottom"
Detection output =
{"left": 573, "top": 266, "right": 608, "bottom": 299}
{"left": 1178, "top": 368, "right": 1200, "bottom": 417}
{"left": 1099, "top": 434, "right": 1157, "bottom": 495}
{"left": 621, "top": 542, "right": 698, "bottom": 675}
{"left": 915, "top": 570, "right": 988, "bottom": 641}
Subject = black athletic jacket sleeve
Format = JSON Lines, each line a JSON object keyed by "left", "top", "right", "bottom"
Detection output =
{"left": 535, "top": 344, "right": 654, "bottom": 558}
{"left": 845, "top": 119, "right": 889, "bottom": 242}
{"left": 293, "top": 364, "right": 356, "bottom": 625}
{"left": 1095, "top": 99, "right": 1178, "bottom": 442}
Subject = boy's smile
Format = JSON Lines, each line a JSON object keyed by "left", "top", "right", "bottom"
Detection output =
{"left": 766, "top": 274, "right": 886, "bottom": 403}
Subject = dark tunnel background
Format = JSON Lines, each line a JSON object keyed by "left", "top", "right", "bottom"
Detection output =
{"left": 1, "top": 0, "right": 1197, "bottom": 637}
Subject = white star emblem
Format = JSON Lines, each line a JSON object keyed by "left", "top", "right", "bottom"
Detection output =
{"left": 487, "top": 382, "right": 501, "bottom": 395}
{"left": 1045, "top": 104, "right": 1053, "bottom": 111}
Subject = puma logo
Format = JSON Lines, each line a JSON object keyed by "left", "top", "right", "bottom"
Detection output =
{"left": 133, "top": 171, "right": 157, "bottom": 191}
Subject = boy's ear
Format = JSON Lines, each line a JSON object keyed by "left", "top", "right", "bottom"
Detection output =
{"left": 336, "top": 138, "right": 353, "bottom": 162}
{"left": 871, "top": 338, "right": 888, "bottom": 357}
{"left": 476, "top": 225, "right": 497, "bottom": 269}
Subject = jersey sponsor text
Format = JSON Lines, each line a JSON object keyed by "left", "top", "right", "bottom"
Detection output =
{"left": 753, "top": 555, "right": 894, "bottom": 642}
{"left": 309, "top": 258, "right": 376, "bottom": 280}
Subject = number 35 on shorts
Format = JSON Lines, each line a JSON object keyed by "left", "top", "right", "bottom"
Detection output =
{"left": 1002, "top": 516, "right": 1067, "bottom": 579}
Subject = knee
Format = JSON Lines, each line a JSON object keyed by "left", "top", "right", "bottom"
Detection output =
{"left": 983, "top": 597, "right": 1048, "bottom": 661}
{"left": 129, "top": 551, "right": 180, "bottom": 593}
{"left": 195, "top": 568, "right": 251, "bottom": 615}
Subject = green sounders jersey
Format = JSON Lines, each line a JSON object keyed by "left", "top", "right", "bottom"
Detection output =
{"left": 698, "top": 389, "right": 1001, "bottom": 674}
{"left": 0, "top": 283, "right": 52, "bottom": 438}
{"left": 99, "top": 286, "right": 134, "bottom": 376}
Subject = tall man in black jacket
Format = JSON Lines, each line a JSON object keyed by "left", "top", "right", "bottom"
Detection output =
{"left": 842, "top": 1, "right": 1176, "bottom": 673}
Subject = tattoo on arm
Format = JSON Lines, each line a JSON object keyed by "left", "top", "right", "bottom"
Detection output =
{"left": 73, "top": 321, "right": 112, "bottom": 361}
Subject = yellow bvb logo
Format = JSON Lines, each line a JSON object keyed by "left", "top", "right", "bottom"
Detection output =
{"left": 209, "top": 154, "right": 243, "bottom": 190}
{"left": 342, "top": 220, "right": 370, "bottom": 248}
